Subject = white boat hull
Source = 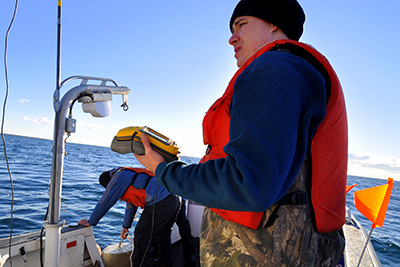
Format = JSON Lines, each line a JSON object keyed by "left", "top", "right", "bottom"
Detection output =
{"left": 1, "top": 203, "right": 382, "bottom": 267}
{"left": 0, "top": 226, "right": 103, "bottom": 267}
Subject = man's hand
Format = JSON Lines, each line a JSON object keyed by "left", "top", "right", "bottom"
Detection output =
{"left": 134, "top": 133, "right": 166, "bottom": 174}
{"left": 78, "top": 219, "right": 91, "bottom": 227}
{"left": 120, "top": 227, "right": 129, "bottom": 239}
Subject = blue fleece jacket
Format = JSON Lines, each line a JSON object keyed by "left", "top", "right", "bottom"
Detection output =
{"left": 89, "top": 168, "right": 171, "bottom": 228}
{"left": 155, "top": 51, "right": 326, "bottom": 213}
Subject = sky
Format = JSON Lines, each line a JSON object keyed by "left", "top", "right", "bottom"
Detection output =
{"left": 1, "top": 0, "right": 400, "bottom": 181}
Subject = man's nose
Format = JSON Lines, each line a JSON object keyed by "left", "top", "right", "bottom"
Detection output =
{"left": 228, "top": 33, "right": 239, "bottom": 46}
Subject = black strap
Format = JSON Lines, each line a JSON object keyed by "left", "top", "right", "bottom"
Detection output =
{"left": 129, "top": 171, "right": 152, "bottom": 190}
{"left": 264, "top": 191, "right": 309, "bottom": 228}
{"left": 130, "top": 131, "right": 137, "bottom": 154}
{"left": 280, "top": 191, "right": 309, "bottom": 206}
{"left": 143, "top": 175, "right": 152, "bottom": 189}
{"left": 129, "top": 173, "right": 139, "bottom": 186}
{"left": 270, "top": 42, "right": 331, "bottom": 103}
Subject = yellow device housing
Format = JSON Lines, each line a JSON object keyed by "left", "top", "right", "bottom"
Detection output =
{"left": 110, "top": 126, "right": 180, "bottom": 162}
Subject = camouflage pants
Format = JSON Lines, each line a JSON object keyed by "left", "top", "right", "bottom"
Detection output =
{"left": 199, "top": 206, "right": 344, "bottom": 267}
{"left": 200, "top": 154, "right": 344, "bottom": 266}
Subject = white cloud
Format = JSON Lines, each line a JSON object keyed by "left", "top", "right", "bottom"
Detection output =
{"left": 348, "top": 152, "right": 400, "bottom": 180}
{"left": 349, "top": 152, "right": 400, "bottom": 169}
{"left": 23, "top": 116, "right": 53, "bottom": 125}
{"left": 83, "top": 123, "right": 108, "bottom": 130}
{"left": 18, "top": 99, "right": 30, "bottom": 105}
{"left": 77, "top": 121, "right": 109, "bottom": 131}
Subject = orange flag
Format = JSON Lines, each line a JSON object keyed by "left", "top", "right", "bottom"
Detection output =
{"left": 354, "top": 178, "right": 394, "bottom": 228}
{"left": 346, "top": 184, "right": 357, "bottom": 193}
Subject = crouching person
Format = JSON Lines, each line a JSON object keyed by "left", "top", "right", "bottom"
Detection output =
{"left": 79, "top": 167, "right": 179, "bottom": 267}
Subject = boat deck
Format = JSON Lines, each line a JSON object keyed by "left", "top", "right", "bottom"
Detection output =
{"left": 343, "top": 216, "right": 381, "bottom": 267}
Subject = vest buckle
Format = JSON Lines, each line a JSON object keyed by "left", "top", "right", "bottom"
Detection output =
{"left": 205, "top": 145, "right": 212, "bottom": 155}
{"left": 290, "top": 191, "right": 308, "bottom": 205}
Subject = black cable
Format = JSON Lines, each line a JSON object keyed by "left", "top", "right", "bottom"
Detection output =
{"left": 68, "top": 93, "right": 94, "bottom": 116}
{"left": 137, "top": 185, "right": 160, "bottom": 267}
{"left": 40, "top": 205, "right": 49, "bottom": 267}
{"left": 2, "top": 1, "right": 19, "bottom": 266}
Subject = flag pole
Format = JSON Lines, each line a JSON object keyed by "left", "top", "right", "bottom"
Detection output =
{"left": 354, "top": 178, "right": 394, "bottom": 267}
{"left": 356, "top": 225, "right": 374, "bottom": 267}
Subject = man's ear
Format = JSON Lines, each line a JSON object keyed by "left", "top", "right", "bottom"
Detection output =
{"left": 271, "top": 24, "right": 279, "bottom": 32}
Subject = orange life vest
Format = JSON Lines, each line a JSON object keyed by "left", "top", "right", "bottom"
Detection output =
{"left": 117, "top": 167, "right": 154, "bottom": 208}
{"left": 200, "top": 39, "right": 348, "bottom": 233}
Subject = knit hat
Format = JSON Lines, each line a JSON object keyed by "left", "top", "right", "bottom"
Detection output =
{"left": 229, "top": 0, "right": 306, "bottom": 41}
{"left": 99, "top": 171, "right": 111, "bottom": 188}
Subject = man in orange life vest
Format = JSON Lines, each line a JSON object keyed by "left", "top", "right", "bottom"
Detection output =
{"left": 78, "top": 167, "right": 179, "bottom": 267}
{"left": 135, "top": 0, "right": 347, "bottom": 266}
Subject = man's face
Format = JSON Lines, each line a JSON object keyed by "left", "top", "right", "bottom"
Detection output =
{"left": 229, "top": 16, "right": 276, "bottom": 67}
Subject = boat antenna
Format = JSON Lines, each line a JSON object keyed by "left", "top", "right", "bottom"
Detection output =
{"left": 54, "top": 0, "right": 62, "bottom": 107}
{"left": 2, "top": 0, "right": 19, "bottom": 266}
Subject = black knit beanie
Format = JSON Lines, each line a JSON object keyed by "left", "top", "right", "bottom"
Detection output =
{"left": 230, "top": 0, "right": 305, "bottom": 41}
{"left": 99, "top": 171, "right": 111, "bottom": 188}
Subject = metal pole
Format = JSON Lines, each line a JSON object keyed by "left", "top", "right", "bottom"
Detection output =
{"left": 43, "top": 1, "right": 63, "bottom": 266}
{"left": 44, "top": 112, "right": 65, "bottom": 267}
{"left": 356, "top": 226, "right": 374, "bottom": 267}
